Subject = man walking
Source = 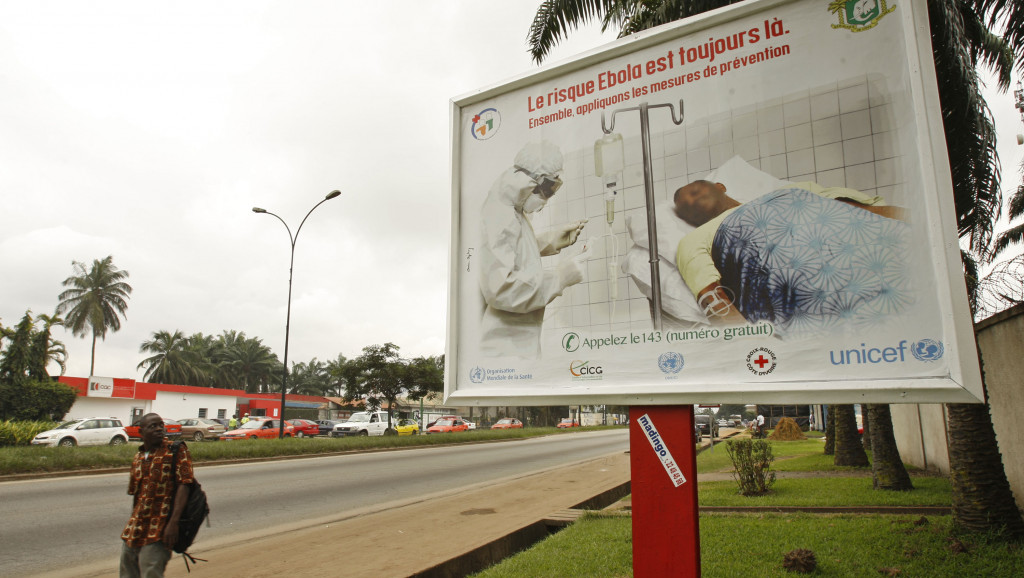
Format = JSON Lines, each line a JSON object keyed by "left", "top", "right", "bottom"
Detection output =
{"left": 120, "top": 413, "right": 194, "bottom": 577}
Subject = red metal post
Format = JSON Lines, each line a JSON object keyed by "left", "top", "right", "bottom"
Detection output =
{"left": 629, "top": 405, "right": 700, "bottom": 577}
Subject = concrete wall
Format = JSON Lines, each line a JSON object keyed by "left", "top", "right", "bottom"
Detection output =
{"left": 893, "top": 304, "right": 1024, "bottom": 512}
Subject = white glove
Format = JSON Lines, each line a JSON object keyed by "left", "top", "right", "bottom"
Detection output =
{"left": 538, "top": 219, "right": 588, "bottom": 256}
{"left": 557, "top": 258, "right": 584, "bottom": 289}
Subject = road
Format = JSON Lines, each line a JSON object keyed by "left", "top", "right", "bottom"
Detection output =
{"left": 1, "top": 429, "right": 629, "bottom": 577}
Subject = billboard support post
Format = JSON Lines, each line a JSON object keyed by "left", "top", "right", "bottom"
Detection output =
{"left": 630, "top": 405, "right": 701, "bottom": 577}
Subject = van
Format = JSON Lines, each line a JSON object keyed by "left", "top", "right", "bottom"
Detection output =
{"left": 694, "top": 415, "right": 719, "bottom": 438}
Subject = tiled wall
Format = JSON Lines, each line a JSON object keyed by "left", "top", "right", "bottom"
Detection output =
{"left": 537, "top": 74, "right": 902, "bottom": 338}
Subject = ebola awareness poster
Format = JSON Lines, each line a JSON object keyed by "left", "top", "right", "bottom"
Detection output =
{"left": 446, "top": 0, "right": 983, "bottom": 406}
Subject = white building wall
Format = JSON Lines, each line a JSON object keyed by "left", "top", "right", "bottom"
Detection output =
{"left": 154, "top": 391, "right": 238, "bottom": 421}
{"left": 66, "top": 398, "right": 141, "bottom": 424}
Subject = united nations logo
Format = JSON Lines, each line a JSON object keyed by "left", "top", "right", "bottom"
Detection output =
{"left": 911, "top": 339, "right": 944, "bottom": 362}
{"left": 469, "top": 366, "right": 485, "bottom": 383}
{"left": 658, "top": 352, "right": 684, "bottom": 374}
{"left": 829, "top": 0, "right": 895, "bottom": 32}
{"left": 562, "top": 332, "right": 581, "bottom": 352}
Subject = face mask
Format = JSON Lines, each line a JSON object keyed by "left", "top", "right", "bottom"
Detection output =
{"left": 522, "top": 193, "right": 547, "bottom": 213}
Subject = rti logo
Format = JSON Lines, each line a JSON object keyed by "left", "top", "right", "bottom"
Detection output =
{"left": 569, "top": 360, "right": 603, "bottom": 380}
{"left": 746, "top": 347, "right": 777, "bottom": 375}
{"left": 471, "top": 108, "right": 501, "bottom": 140}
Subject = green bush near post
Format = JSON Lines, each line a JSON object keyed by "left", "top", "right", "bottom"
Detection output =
{"left": 725, "top": 438, "right": 776, "bottom": 496}
{"left": 0, "top": 420, "right": 59, "bottom": 447}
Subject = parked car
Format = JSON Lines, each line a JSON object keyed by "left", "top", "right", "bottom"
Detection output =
{"left": 332, "top": 411, "right": 394, "bottom": 437}
{"left": 315, "top": 420, "right": 340, "bottom": 436}
{"left": 220, "top": 419, "right": 296, "bottom": 440}
{"left": 426, "top": 415, "right": 460, "bottom": 429}
{"left": 694, "top": 415, "right": 719, "bottom": 438}
{"left": 491, "top": 418, "right": 523, "bottom": 430}
{"left": 425, "top": 418, "right": 469, "bottom": 434}
{"left": 395, "top": 418, "right": 420, "bottom": 435}
{"left": 464, "top": 420, "right": 477, "bottom": 430}
{"left": 125, "top": 418, "right": 182, "bottom": 440}
{"left": 557, "top": 418, "right": 580, "bottom": 428}
{"left": 32, "top": 417, "right": 128, "bottom": 447}
{"left": 287, "top": 419, "right": 320, "bottom": 437}
{"left": 177, "top": 417, "right": 226, "bottom": 441}
{"left": 211, "top": 418, "right": 231, "bottom": 428}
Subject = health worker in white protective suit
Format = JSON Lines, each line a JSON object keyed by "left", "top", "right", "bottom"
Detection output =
{"left": 479, "top": 141, "right": 588, "bottom": 358}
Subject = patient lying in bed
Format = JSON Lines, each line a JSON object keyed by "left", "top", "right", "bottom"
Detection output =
{"left": 674, "top": 179, "right": 910, "bottom": 339}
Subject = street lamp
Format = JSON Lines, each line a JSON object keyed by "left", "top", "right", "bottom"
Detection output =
{"left": 253, "top": 190, "right": 342, "bottom": 438}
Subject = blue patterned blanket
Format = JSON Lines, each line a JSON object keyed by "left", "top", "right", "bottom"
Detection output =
{"left": 712, "top": 188, "right": 911, "bottom": 338}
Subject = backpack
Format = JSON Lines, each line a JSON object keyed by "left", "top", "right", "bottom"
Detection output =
{"left": 169, "top": 440, "right": 210, "bottom": 570}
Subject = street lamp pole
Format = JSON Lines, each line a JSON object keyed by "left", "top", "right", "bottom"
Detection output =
{"left": 253, "top": 190, "right": 341, "bottom": 438}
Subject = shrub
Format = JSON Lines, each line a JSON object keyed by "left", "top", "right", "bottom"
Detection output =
{"left": 0, "top": 420, "right": 59, "bottom": 446}
{"left": 725, "top": 438, "right": 776, "bottom": 496}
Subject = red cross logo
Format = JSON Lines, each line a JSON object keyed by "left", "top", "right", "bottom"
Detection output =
{"left": 754, "top": 355, "right": 770, "bottom": 368}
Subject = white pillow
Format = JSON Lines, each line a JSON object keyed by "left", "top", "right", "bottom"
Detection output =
{"left": 705, "top": 155, "right": 792, "bottom": 204}
{"left": 621, "top": 247, "right": 706, "bottom": 323}
{"left": 625, "top": 200, "right": 694, "bottom": 265}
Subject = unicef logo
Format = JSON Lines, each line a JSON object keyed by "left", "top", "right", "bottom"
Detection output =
{"left": 469, "top": 367, "right": 485, "bottom": 383}
{"left": 911, "top": 339, "right": 944, "bottom": 362}
{"left": 562, "top": 332, "right": 581, "bottom": 352}
{"left": 658, "top": 352, "right": 684, "bottom": 374}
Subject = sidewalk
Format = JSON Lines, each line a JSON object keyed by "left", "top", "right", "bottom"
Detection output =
{"left": 45, "top": 451, "right": 631, "bottom": 578}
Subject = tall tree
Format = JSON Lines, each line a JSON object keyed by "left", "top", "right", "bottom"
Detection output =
{"left": 832, "top": 404, "right": 869, "bottom": 468}
{"left": 867, "top": 404, "right": 913, "bottom": 491}
{"left": 527, "top": 0, "right": 1024, "bottom": 538}
{"left": 56, "top": 256, "right": 132, "bottom": 376}
{"left": 343, "top": 343, "right": 438, "bottom": 432}
{"left": 137, "top": 330, "right": 206, "bottom": 385}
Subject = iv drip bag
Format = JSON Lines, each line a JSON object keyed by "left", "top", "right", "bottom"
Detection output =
{"left": 594, "top": 133, "right": 624, "bottom": 177}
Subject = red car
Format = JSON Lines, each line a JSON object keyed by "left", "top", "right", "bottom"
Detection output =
{"left": 220, "top": 419, "right": 296, "bottom": 440}
{"left": 425, "top": 418, "right": 469, "bottom": 434}
{"left": 126, "top": 418, "right": 182, "bottom": 440}
{"left": 557, "top": 418, "right": 580, "bottom": 428}
{"left": 287, "top": 419, "right": 320, "bottom": 437}
{"left": 491, "top": 418, "right": 523, "bottom": 430}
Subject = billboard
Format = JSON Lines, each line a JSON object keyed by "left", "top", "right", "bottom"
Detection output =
{"left": 446, "top": 0, "right": 983, "bottom": 405}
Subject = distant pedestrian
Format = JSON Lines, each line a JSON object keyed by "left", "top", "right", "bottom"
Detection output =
{"left": 228, "top": 416, "right": 238, "bottom": 430}
{"left": 241, "top": 413, "right": 250, "bottom": 425}
{"left": 120, "top": 413, "right": 194, "bottom": 578}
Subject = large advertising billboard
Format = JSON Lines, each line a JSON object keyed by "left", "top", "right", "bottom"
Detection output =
{"left": 446, "top": 0, "right": 983, "bottom": 405}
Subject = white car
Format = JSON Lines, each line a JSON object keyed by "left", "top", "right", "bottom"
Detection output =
{"left": 331, "top": 411, "right": 393, "bottom": 437}
{"left": 32, "top": 417, "right": 129, "bottom": 447}
{"left": 464, "top": 420, "right": 477, "bottom": 430}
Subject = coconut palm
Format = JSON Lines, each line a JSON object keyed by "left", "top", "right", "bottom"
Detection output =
{"left": 832, "top": 404, "right": 869, "bottom": 467}
{"left": 221, "top": 336, "right": 279, "bottom": 393}
{"left": 137, "top": 330, "right": 206, "bottom": 385}
{"left": 527, "top": 0, "right": 1024, "bottom": 538}
{"left": 30, "top": 313, "right": 67, "bottom": 378}
{"left": 55, "top": 256, "right": 132, "bottom": 376}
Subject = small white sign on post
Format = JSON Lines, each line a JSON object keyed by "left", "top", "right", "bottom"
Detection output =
{"left": 638, "top": 413, "right": 686, "bottom": 487}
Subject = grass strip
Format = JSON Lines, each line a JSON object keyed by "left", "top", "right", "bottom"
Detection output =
{"left": 471, "top": 514, "right": 1024, "bottom": 577}
{"left": 0, "top": 426, "right": 618, "bottom": 475}
{"left": 698, "top": 476, "right": 951, "bottom": 507}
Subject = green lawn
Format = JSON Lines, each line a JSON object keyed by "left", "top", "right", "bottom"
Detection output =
{"left": 472, "top": 514, "right": 1024, "bottom": 577}
{"left": 472, "top": 433, "right": 1023, "bottom": 576}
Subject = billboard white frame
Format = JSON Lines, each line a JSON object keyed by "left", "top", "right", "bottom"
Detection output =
{"left": 445, "top": 0, "right": 983, "bottom": 406}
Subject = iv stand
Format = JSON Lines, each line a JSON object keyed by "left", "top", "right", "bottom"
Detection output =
{"left": 601, "top": 100, "right": 684, "bottom": 332}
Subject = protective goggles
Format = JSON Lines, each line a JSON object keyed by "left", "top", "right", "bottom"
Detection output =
{"left": 515, "top": 166, "right": 563, "bottom": 199}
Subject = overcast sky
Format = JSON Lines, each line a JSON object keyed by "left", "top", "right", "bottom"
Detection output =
{"left": 2, "top": 1, "right": 1021, "bottom": 381}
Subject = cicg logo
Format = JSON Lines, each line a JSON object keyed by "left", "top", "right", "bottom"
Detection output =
{"left": 569, "top": 360, "right": 603, "bottom": 380}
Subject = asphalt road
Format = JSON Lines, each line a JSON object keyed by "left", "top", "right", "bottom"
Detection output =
{"left": 2, "top": 429, "right": 629, "bottom": 577}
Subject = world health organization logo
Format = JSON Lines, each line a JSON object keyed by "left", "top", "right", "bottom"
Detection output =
{"left": 469, "top": 367, "right": 485, "bottom": 383}
{"left": 911, "top": 339, "right": 944, "bottom": 362}
{"left": 658, "top": 352, "right": 684, "bottom": 374}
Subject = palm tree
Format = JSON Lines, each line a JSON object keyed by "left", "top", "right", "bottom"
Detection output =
{"left": 527, "top": 0, "right": 1024, "bottom": 538}
{"left": 221, "top": 336, "right": 279, "bottom": 392}
{"left": 137, "top": 330, "right": 206, "bottom": 385}
{"left": 56, "top": 256, "right": 132, "bottom": 376}
{"left": 867, "top": 404, "right": 913, "bottom": 491}
{"left": 30, "top": 313, "right": 67, "bottom": 378}
{"left": 832, "top": 404, "right": 869, "bottom": 468}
